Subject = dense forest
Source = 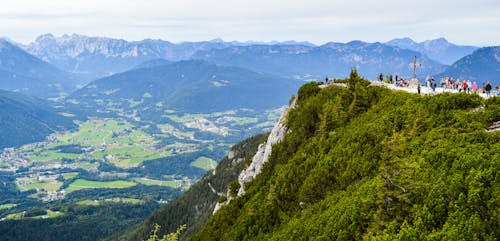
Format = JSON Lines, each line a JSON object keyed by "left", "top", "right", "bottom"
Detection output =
{"left": 0, "top": 185, "right": 181, "bottom": 241}
{"left": 187, "top": 71, "right": 499, "bottom": 240}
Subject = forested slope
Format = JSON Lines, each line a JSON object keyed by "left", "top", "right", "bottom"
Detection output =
{"left": 190, "top": 71, "right": 499, "bottom": 240}
{"left": 121, "top": 133, "right": 269, "bottom": 241}
{"left": 0, "top": 89, "right": 75, "bottom": 149}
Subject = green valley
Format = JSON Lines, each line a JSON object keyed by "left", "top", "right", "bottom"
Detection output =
{"left": 0, "top": 101, "right": 283, "bottom": 240}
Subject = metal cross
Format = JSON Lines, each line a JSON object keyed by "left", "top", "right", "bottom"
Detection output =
{"left": 410, "top": 56, "right": 422, "bottom": 80}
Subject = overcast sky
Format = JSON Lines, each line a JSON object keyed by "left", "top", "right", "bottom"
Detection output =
{"left": 1, "top": 0, "right": 499, "bottom": 46}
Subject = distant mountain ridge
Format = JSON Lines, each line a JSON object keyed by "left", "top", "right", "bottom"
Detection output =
{"left": 24, "top": 34, "right": 466, "bottom": 81}
{"left": 0, "top": 39, "right": 78, "bottom": 98}
{"left": 22, "top": 34, "right": 317, "bottom": 80}
{"left": 193, "top": 40, "right": 446, "bottom": 80}
{"left": 386, "top": 37, "right": 478, "bottom": 65}
{"left": 22, "top": 34, "right": 232, "bottom": 79}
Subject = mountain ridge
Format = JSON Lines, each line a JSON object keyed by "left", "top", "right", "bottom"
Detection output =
{"left": 193, "top": 40, "right": 446, "bottom": 79}
{"left": 0, "top": 39, "right": 78, "bottom": 98}
{"left": 23, "top": 34, "right": 481, "bottom": 81}
{"left": 67, "top": 60, "right": 300, "bottom": 115}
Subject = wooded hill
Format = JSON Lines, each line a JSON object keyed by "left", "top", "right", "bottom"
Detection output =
{"left": 68, "top": 60, "right": 300, "bottom": 115}
{"left": 182, "top": 71, "right": 499, "bottom": 240}
{"left": 0, "top": 89, "right": 76, "bottom": 149}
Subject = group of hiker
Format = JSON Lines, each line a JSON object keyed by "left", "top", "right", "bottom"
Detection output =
{"left": 375, "top": 73, "right": 498, "bottom": 97}
{"left": 437, "top": 77, "right": 476, "bottom": 93}
{"left": 429, "top": 76, "right": 498, "bottom": 97}
{"left": 378, "top": 73, "right": 410, "bottom": 87}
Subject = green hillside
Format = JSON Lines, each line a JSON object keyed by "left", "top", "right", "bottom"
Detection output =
{"left": 68, "top": 60, "right": 300, "bottom": 115}
{"left": 120, "top": 133, "right": 268, "bottom": 241}
{"left": 188, "top": 71, "right": 499, "bottom": 240}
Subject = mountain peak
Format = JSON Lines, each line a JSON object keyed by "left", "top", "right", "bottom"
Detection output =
{"left": 346, "top": 40, "right": 368, "bottom": 45}
{"left": 424, "top": 37, "right": 449, "bottom": 46}
{"left": 429, "top": 37, "right": 448, "bottom": 43}
{"left": 386, "top": 37, "right": 418, "bottom": 48}
{"left": 35, "top": 33, "right": 56, "bottom": 42}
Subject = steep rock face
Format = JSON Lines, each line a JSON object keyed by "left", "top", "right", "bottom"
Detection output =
{"left": 211, "top": 99, "right": 296, "bottom": 214}
{"left": 236, "top": 100, "right": 295, "bottom": 196}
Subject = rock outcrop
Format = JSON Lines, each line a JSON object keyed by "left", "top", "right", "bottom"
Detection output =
{"left": 213, "top": 99, "right": 296, "bottom": 214}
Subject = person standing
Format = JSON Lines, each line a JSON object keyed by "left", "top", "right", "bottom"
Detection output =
{"left": 467, "top": 80, "right": 472, "bottom": 93}
{"left": 485, "top": 81, "right": 492, "bottom": 97}
{"left": 472, "top": 81, "right": 478, "bottom": 94}
{"left": 431, "top": 78, "right": 437, "bottom": 92}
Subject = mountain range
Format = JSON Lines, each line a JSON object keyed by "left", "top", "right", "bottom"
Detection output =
{"left": 192, "top": 41, "right": 446, "bottom": 79}
{"left": 21, "top": 34, "right": 317, "bottom": 80}
{"left": 18, "top": 34, "right": 480, "bottom": 82}
{"left": 22, "top": 34, "right": 235, "bottom": 79}
{"left": 386, "top": 37, "right": 478, "bottom": 65}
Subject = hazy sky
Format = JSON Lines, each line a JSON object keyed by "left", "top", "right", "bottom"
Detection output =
{"left": 1, "top": 0, "right": 499, "bottom": 46}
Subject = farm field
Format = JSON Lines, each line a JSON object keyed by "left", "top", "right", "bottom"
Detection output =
{"left": 133, "top": 178, "right": 181, "bottom": 188}
{"left": 0, "top": 204, "right": 16, "bottom": 210}
{"left": 76, "top": 198, "right": 144, "bottom": 206}
{"left": 65, "top": 179, "right": 137, "bottom": 193}
{"left": 190, "top": 157, "right": 217, "bottom": 171}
